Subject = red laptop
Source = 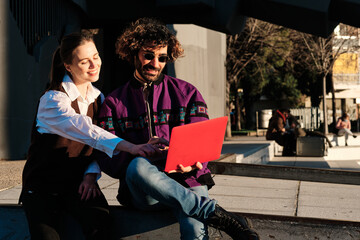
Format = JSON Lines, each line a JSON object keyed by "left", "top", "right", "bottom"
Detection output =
{"left": 164, "top": 116, "right": 228, "bottom": 173}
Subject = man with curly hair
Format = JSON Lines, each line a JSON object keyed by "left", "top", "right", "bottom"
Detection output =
{"left": 98, "top": 17, "right": 259, "bottom": 240}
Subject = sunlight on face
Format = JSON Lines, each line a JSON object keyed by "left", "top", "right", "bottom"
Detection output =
{"left": 135, "top": 44, "right": 168, "bottom": 82}
{"left": 64, "top": 41, "right": 102, "bottom": 85}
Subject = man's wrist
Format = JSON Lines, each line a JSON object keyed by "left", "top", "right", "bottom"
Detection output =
{"left": 84, "top": 173, "right": 97, "bottom": 181}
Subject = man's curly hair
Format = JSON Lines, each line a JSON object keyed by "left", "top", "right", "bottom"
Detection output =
{"left": 116, "top": 18, "right": 184, "bottom": 64}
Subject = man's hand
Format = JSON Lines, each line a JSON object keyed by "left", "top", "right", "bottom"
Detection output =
{"left": 168, "top": 162, "right": 203, "bottom": 174}
{"left": 78, "top": 173, "right": 101, "bottom": 201}
{"left": 148, "top": 136, "right": 169, "bottom": 149}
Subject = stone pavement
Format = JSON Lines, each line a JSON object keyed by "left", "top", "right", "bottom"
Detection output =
{"left": 2, "top": 135, "right": 360, "bottom": 239}
{"left": 0, "top": 159, "right": 25, "bottom": 191}
{"left": 3, "top": 172, "right": 360, "bottom": 222}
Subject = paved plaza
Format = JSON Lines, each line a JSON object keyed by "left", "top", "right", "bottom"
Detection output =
{"left": 1, "top": 136, "right": 360, "bottom": 239}
{"left": 2, "top": 136, "right": 360, "bottom": 221}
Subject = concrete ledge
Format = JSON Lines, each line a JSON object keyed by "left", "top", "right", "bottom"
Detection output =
{"left": 2, "top": 205, "right": 360, "bottom": 240}
{"left": 208, "top": 161, "right": 360, "bottom": 185}
{"left": 0, "top": 205, "right": 29, "bottom": 240}
{"left": 222, "top": 140, "right": 275, "bottom": 163}
{"left": 329, "top": 133, "right": 360, "bottom": 147}
{"left": 0, "top": 205, "right": 229, "bottom": 240}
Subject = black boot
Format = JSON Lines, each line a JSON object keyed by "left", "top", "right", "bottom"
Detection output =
{"left": 207, "top": 204, "right": 260, "bottom": 240}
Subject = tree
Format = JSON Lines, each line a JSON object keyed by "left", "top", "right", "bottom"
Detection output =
{"left": 290, "top": 25, "right": 358, "bottom": 134}
{"left": 226, "top": 19, "right": 301, "bottom": 135}
{"left": 226, "top": 20, "right": 358, "bottom": 136}
{"left": 226, "top": 18, "right": 270, "bottom": 136}
{"left": 256, "top": 28, "right": 301, "bottom": 106}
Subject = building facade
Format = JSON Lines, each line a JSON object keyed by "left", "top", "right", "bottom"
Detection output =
{"left": 325, "top": 23, "right": 360, "bottom": 125}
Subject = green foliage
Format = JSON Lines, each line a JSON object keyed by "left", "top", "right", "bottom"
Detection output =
{"left": 227, "top": 20, "right": 357, "bottom": 132}
{"left": 233, "top": 25, "right": 301, "bottom": 107}
{"left": 231, "top": 130, "right": 256, "bottom": 136}
{"left": 264, "top": 73, "right": 301, "bottom": 106}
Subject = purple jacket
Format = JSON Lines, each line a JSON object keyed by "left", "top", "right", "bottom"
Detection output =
{"left": 98, "top": 74, "right": 215, "bottom": 205}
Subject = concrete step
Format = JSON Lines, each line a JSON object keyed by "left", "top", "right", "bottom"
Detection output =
{"left": 328, "top": 133, "right": 360, "bottom": 147}
{"left": 221, "top": 135, "right": 360, "bottom": 170}
{"left": 325, "top": 145, "right": 360, "bottom": 161}
{"left": 221, "top": 140, "right": 274, "bottom": 164}
{"left": 268, "top": 135, "right": 360, "bottom": 161}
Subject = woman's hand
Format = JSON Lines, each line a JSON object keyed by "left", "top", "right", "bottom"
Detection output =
{"left": 130, "top": 143, "right": 162, "bottom": 157}
{"left": 78, "top": 173, "right": 101, "bottom": 201}
{"left": 115, "top": 137, "right": 169, "bottom": 157}
{"left": 168, "top": 162, "right": 203, "bottom": 174}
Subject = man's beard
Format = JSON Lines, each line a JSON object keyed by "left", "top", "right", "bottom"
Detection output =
{"left": 135, "top": 58, "right": 162, "bottom": 83}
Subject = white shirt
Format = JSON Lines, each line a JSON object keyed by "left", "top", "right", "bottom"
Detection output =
{"left": 36, "top": 74, "right": 122, "bottom": 176}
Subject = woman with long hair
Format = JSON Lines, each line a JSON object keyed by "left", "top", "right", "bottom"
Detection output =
{"left": 20, "top": 31, "right": 166, "bottom": 239}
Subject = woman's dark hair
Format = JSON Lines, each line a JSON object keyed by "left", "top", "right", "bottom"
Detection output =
{"left": 341, "top": 113, "right": 349, "bottom": 120}
{"left": 48, "top": 30, "right": 95, "bottom": 90}
{"left": 115, "top": 17, "right": 184, "bottom": 64}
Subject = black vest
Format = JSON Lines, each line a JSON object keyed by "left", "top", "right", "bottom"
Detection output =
{"left": 22, "top": 89, "right": 101, "bottom": 194}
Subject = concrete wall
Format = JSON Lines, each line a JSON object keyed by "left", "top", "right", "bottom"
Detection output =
{"left": 0, "top": 1, "right": 86, "bottom": 160}
{"left": 0, "top": 1, "right": 58, "bottom": 160}
{"left": 171, "top": 24, "right": 226, "bottom": 120}
{"left": 0, "top": 1, "right": 9, "bottom": 159}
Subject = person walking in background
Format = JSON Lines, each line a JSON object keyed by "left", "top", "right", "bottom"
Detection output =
{"left": 20, "top": 31, "right": 165, "bottom": 240}
{"left": 336, "top": 113, "right": 357, "bottom": 146}
{"left": 97, "top": 17, "right": 259, "bottom": 240}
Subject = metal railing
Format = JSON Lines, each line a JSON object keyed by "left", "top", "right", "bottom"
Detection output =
{"left": 258, "top": 107, "right": 321, "bottom": 131}
{"left": 290, "top": 107, "right": 321, "bottom": 131}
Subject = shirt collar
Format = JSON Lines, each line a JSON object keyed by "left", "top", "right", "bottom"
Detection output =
{"left": 61, "top": 74, "right": 101, "bottom": 103}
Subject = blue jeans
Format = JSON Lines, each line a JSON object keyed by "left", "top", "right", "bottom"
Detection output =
{"left": 125, "top": 157, "right": 217, "bottom": 240}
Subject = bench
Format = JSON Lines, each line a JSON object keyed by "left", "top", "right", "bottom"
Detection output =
{"left": 330, "top": 133, "right": 359, "bottom": 146}
{"left": 0, "top": 204, "right": 228, "bottom": 240}
{"left": 3, "top": 203, "right": 360, "bottom": 240}
{"left": 4, "top": 160, "right": 360, "bottom": 239}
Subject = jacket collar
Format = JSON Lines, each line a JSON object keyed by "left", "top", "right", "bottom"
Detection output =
{"left": 130, "top": 73, "right": 165, "bottom": 88}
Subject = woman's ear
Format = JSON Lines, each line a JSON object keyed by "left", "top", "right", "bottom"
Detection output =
{"left": 64, "top": 63, "right": 71, "bottom": 73}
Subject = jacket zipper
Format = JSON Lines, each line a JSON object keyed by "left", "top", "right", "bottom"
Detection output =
{"left": 142, "top": 82, "right": 154, "bottom": 139}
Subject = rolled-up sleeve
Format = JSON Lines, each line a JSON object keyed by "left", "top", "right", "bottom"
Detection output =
{"left": 36, "top": 91, "right": 122, "bottom": 157}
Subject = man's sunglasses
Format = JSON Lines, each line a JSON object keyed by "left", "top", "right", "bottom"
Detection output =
{"left": 143, "top": 53, "right": 169, "bottom": 63}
